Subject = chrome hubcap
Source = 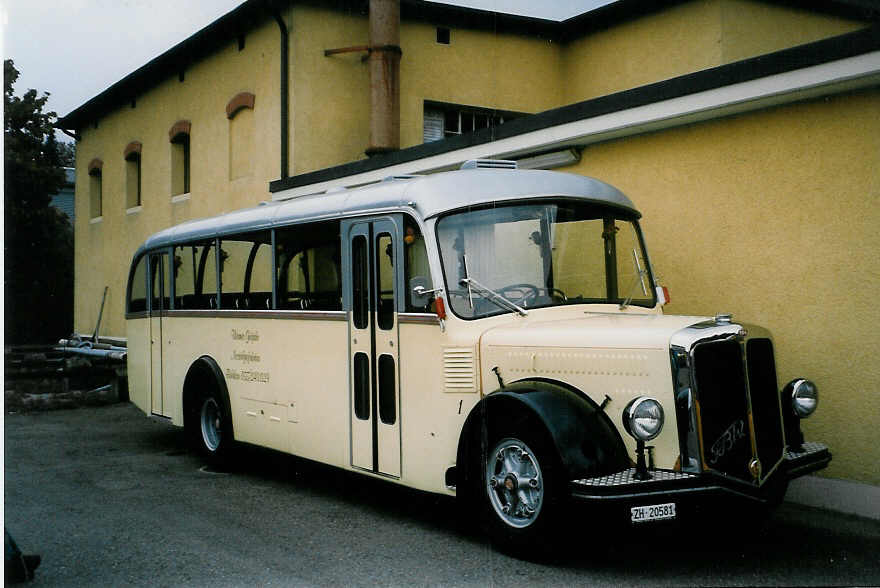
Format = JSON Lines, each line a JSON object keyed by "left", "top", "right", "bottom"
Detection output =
{"left": 486, "top": 438, "right": 544, "bottom": 528}
{"left": 200, "top": 397, "right": 222, "bottom": 452}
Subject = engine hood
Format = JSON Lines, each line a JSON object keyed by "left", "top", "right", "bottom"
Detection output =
{"left": 478, "top": 312, "right": 714, "bottom": 471}
{"left": 480, "top": 312, "right": 709, "bottom": 351}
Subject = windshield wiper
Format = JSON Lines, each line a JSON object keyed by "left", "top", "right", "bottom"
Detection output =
{"left": 460, "top": 255, "right": 528, "bottom": 317}
{"left": 619, "top": 248, "right": 649, "bottom": 310}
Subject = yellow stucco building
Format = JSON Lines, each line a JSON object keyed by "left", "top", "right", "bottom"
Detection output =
{"left": 59, "top": 0, "right": 880, "bottom": 510}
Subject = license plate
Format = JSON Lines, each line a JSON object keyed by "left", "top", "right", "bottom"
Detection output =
{"left": 630, "top": 502, "right": 676, "bottom": 523}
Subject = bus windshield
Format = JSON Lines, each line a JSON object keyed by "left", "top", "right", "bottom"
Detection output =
{"left": 436, "top": 201, "right": 655, "bottom": 318}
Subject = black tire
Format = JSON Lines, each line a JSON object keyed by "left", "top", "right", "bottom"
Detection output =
{"left": 478, "top": 430, "right": 564, "bottom": 554}
{"left": 192, "top": 386, "right": 234, "bottom": 467}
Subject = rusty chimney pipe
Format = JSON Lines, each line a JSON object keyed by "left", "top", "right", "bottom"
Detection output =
{"left": 366, "top": 0, "right": 401, "bottom": 156}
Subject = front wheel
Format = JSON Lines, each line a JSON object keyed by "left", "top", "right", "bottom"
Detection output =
{"left": 480, "top": 434, "right": 563, "bottom": 552}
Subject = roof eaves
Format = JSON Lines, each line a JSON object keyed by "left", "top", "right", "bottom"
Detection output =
{"left": 269, "top": 23, "right": 880, "bottom": 193}
{"left": 401, "top": 0, "right": 561, "bottom": 38}
{"left": 56, "top": 0, "right": 565, "bottom": 131}
{"left": 556, "top": 0, "right": 880, "bottom": 42}
{"left": 57, "top": 0, "right": 272, "bottom": 130}
{"left": 759, "top": 0, "right": 880, "bottom": 21}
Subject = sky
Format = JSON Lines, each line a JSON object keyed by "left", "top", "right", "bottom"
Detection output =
{"left": 1, "top": 0, "right": 615, "bottom": 124}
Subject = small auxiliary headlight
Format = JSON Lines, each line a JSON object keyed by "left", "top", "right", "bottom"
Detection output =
{"left": 791, "top": 379, "right": 819, "bottom": 418}
{"left": 622, "top": 396, "right": 665, "bottom": 442}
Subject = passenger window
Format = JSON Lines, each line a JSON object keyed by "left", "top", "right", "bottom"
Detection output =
{"left": 353, "top": 352, "right": 370, "bottom": 420}
{"left": 376, "top": 232, "right": 394, "bottom": 330}
{"left": 276, "top": 221, "right": 342, "bottom": 311}
{"left": 173, "top": 241, "right": 217, "bottom": 309}
{"left": 378, "top": 354, "right": 396, "bottom": 424}
{"left": 219, "top": 232, "right": 271, "bottom": 310}
{"left": 150, "top": 253, "right": 170, "bottom": 312}
{"left": 352, "top": 235, "right": 368, "bottom": 328}
{"left": 403, "top": 218, "right": 434, "bottom": 313}
{"left": 128, "top": 255, "right": 148, "bottom": 313}
{"left": 250, "top": 242, "right": 273, "bottom": 297}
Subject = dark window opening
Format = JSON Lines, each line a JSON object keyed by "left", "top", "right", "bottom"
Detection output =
{"left": 126, "top": 153, "right": 142, "bottom": 208}
{"left": 89, "top": 169, "right": 102, "bottom": 218}
{"left": 127, "top": 255, "right": 148, "bottom": 313}
{"left": 423, "top": 100, "right": 525, "bottom": 143}
{"left": 171, "top": 133, "right": 191, "bottom": 195}
{"left": 352, "top": 235, "right": 369, "bottom": 328}
{"left": 436, "top": 27, "right": 450, "bottom": 44}
{"left": 403, "top": 217, "right": 434, "bottom": 313}
{"left": 150, "top": 253, "right": 170, "bottom": 312}
{"left": 378, "top": 354, "right": 396, "bottom": 424}
{"left": 376, "top": 232, "right": 394, "bottom": 330}
{"left": 354, "top": 352, "right": 370, "bottom": 420}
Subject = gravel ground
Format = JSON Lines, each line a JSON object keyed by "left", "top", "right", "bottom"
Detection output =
{"left": 5, "top": 403, "right": 880, "bottom": 587}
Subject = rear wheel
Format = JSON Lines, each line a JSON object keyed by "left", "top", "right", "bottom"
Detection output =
{"left": 193, "top": 387, "right": 234, "bottom": 466}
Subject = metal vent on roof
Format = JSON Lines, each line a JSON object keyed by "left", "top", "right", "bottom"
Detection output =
{"left": 460, "top": 159, "right": 517, "bottom": 170}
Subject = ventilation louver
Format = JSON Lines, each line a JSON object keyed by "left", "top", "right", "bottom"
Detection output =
{"left": 443, "top": 347, "right": 477, "bottom": 393}
{"left": 459, "top": 159, "right": 517, "bottom": 170}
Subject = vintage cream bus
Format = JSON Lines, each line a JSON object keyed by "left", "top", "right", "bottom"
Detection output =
{"left": 126, "top": 160, "right": 830, "bottom": 548}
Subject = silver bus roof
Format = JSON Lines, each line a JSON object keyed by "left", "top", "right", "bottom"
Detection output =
{"left": 135, "top": 168, "right": 638, "bottom": 257}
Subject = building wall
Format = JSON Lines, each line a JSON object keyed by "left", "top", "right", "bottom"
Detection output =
{"left": 560, "top": 1, "right": 723, "bottom": 103}
{"left": 398, "top": 21, "right": 563, "bottom": 150}
{"left": 720, "top": 0, "right": 864, "bottom": 63}
{"left": 557, "top": 88, "right": 880, "bottom": 484}
{"left": 291, "top": 4, "right": 564, "bottom": 175}
{"left": 74, "top": 20, "right": 282, "bottom": 339}
{"left": 559, "top": 0, "right": 865, "bottom": 104}
{"left": 290, "top": 5, "right": 371, "bottom": 175}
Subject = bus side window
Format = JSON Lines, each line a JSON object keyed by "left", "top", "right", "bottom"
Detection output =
{"left": 150, "top": 253, "right": 170, "bottom": 311}
{"left": 173, "top": 242, "right": 216, "bottom": 309}
{"left": 219, "top": 231, "right": 271, "bottom": 310}
{"left": 276, "top": 221, "right": 341, "bottom": 311}
{"left": 403, "top": 218, "right": 434, "bottom": 313}
{"left": 128, "top": 254, "right": 148, "bottom": 313}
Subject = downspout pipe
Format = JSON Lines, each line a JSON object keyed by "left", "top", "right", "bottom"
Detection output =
{"left": 365, "top": 0, "right": 401, "bottom": 157}
{"left": 273, "top": 8, "right": 290, "bottom": 179}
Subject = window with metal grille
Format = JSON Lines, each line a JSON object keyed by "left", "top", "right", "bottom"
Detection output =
{"left": 423, "top": 101, "right": 525, "bottom": 143}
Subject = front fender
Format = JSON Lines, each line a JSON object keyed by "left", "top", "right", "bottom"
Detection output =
{"left": 457, "top": 380, "right": 630, "bottom": 486}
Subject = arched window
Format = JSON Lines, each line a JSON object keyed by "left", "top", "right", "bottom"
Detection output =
{"left": 226, "top": 93, "right": 255, "bottom": 180}
{"left": 88, "top": 158, "right": 103, "bottom": 218}
{"left": 169, "top": 120, "right": 191, "bottom": 196}
{"left": 124, "top": 141, "right": 142, "bottom": 209}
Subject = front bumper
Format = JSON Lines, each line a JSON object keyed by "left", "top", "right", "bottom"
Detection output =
{"left": 569, "top": 442, "right": 830, "bottom": 517}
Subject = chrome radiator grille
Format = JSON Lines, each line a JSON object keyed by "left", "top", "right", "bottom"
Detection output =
{"left": 689, "top": 336, "right": 785, "bottom": 484}
{"left": 692, "top": 339, "right": 753, "bottom": 481}
{"left": 745, "top": 338, "right": 785, "bottom": 476}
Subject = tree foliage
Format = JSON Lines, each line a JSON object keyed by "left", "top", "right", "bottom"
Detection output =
{"left": 4, "top": 59, "right": 74, "bottom": 344}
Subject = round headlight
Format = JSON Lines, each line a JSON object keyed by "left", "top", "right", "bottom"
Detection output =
{"left": 622, "top": 396, "right": 665, "bottom": 441}
{"left": 791, "top": 379, "right": 818, "bottom": 418}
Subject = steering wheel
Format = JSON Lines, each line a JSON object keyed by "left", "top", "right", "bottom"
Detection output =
{"left": 498, "top": 283, "right": 540, "bottom": 306}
